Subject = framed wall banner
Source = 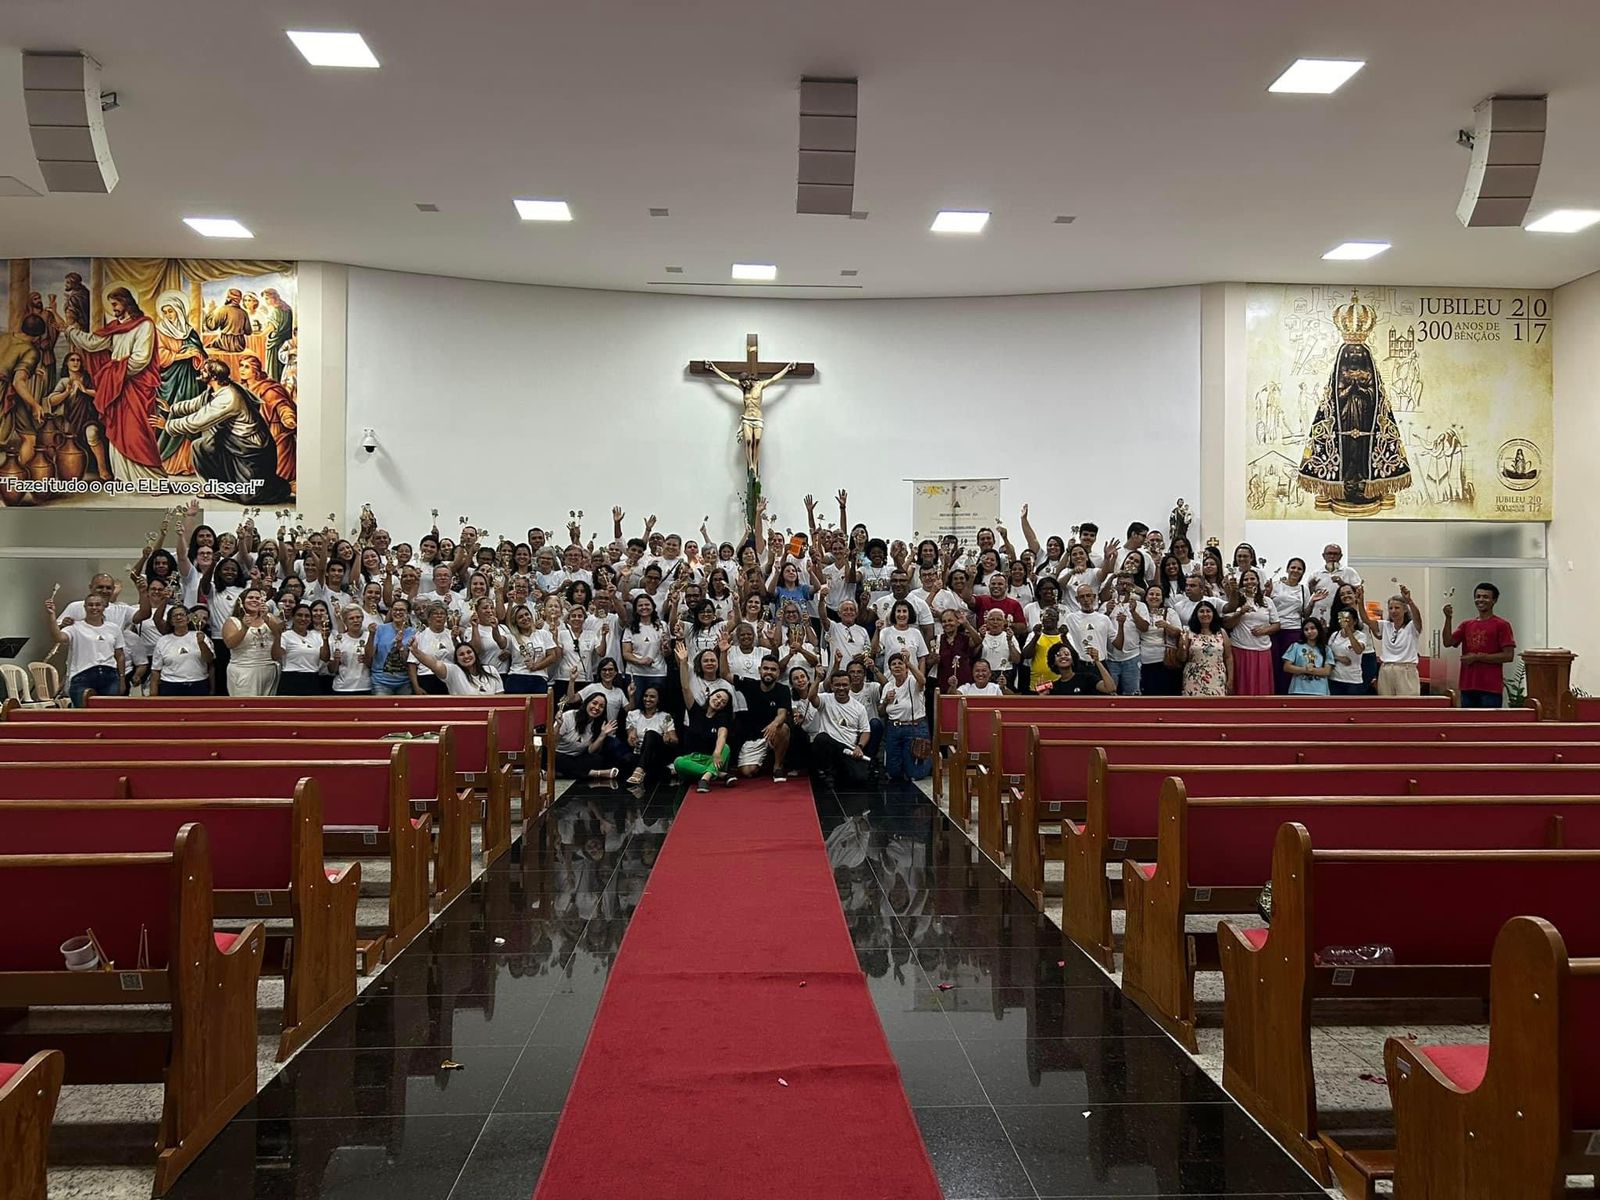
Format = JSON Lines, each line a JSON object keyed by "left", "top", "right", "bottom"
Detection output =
{"left": 0, "top": 257, "right": 297, "bottom": 508}
{"left": 1245, "top": 283, "right": 1552, "bottom": 523}
{"left": 910, "top": 478, "right": 1003, "bottom": 547}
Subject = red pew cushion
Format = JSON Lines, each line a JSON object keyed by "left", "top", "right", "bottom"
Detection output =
{"left": 0, "top": 1062, "right": 18, "bottom": 1088}
{"left": 213, "top": 932, "right": 239, "bottom": 953}
{"left": 1418, "top": 1043, "right": 1489, "bottom": 1092}
{"left": 1241, "top": 927, "right": 1270, "bottom": 950}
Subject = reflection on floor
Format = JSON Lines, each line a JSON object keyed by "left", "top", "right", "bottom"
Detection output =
{"left": 123, "top": 775, "right": 1331, "bottom": 1200}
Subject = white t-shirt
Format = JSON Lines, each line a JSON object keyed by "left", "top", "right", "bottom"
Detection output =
{"left": 208, "top": 585, "right": 244, "bottom": 636}
{"left": 979, "top": 630, "right": 1018, "bottom": 672}
{"left": 1328, "top": 631, "right": 1366, "bottom": 684}
{"left": 126, "top": 613, "right": 164, "bottom": 666}
{"left": 1310, "top": 565, "right": 1362, "bottom": 623}
{"left": 579, "top": 682, "right": 628, "bottom": 723}
{"left": 1267, "top": 579, "right": 1312, "bottom": 626}
{"left": 859, "top": 562, "right": 894, "bottom": 606}
{"left": 881, "top": 678, "right": 925, "bottom": 722}
{"left": 331, "top": 631, "right": 372, "bottom": 692}
{"left": 506, "top": 627, "right": 557, "bottom": 677}
{"left": 59, "top": 599, "right": 136, "bottom": 634}
{"left": 1064, "top": 609, "right": 1115, "bottom": 661}
{"left": 851, "top": 680, "right": 883, "bottom": 714}
{"left": 928, "top": 589, "right": 969, "bottom": 619}
{"left": 411, "top": 627, "right": 454, "bottom": 669}
{"left": 1228, "top": 603, "right": 1276, "bottom": 652}
{"left": 62, "top": 622, "right": 120, "bottom": 677}
{"left": 552, "top": 626, "right": 602, "bottom": 683}
{"left": 1377, "top": 619, "right": 1422, "bottom": 664}
{"left": 824, "top": 623, "right": 872, "bottom": 675}
{"left": 152, "top": 632, "right": 208, "bottom": 683}
{"left": 725, "top": 645, "right": 765, "bottom": 681}
{"left": 442, "top": 662, "right": 504, "bottom": 696}
{"left": 1022, "top": 600, "right": 1068, "bottom": 631}
{"left": 280, "top": 629, "right": 325, "bottom": 674}
{"left": 958, "top": 681, "right": 1004, "bottom": 696}
{"left": 877, "top": 625, "right": 928, "bottom": 671}
{"left": 1170, "top": 594, "right": 1201, "bottom": 627}
{"left": 816, "top": 693, "right": 871, "bottom": 748}
{"left": 873, "top": 593, "right": 934, "bottom": 629}
{"left": 1140, "top": 607, "right": 1175, "bottom": 665}
{"left": 1106, "top": 601, "right": 1149, "bottom": 662}
{"left": 622, "top": 623, "right": 667, "bottom": 676}
{"left": 627, "top": 710, "right": 675, "bottom": 740}
{"left": 463, "top": 622, "right": 506, "bottom": 672}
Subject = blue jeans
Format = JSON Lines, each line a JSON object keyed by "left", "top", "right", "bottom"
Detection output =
{"left": 883, "top": 720, "right": 930, "bottom": 781}
{"left": 1460, "top": 688, "right": 1504, "bottom": 708}
{"left": 866, "top": 717, "right": 885, "bottom": 763}
{"left": 371, "top": 676, "right": 412, "bottom": 696}
{"left": 1105, "top": 657, "right": 1141, "bottom": 695}
{"left": 69, "top": 665, "right": 119, "bottom": 708}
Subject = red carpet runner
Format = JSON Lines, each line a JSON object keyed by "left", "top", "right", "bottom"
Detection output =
{"left": 533, "top": 782, "right": 943, "bottom": 1199}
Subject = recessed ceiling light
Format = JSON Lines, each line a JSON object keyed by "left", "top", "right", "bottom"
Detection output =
{"left": 1268, "top": 58, "right": 1365, "bottom": 94}
{"left": 1053, "top": 214, "right": 1077, "bottom": 224}
{"left": 649, "top": 207, "right": 670, "bottom": 217}
{"left": 415, "top": 202, "right": 439, "bottom": 213}
{"left": 1322, "top": 240, "right": 1390, "bottom": 260}
{"left": 286, "top": 30, "right": 379, "bottom": 68}
{"left": 1526, "top": 208, "right": 1600, "bottom": 233}
{"left": 183, "top": 217, "right": 254, "bottom": 239}
{"left": 731, "top": 263, "right": 777, "bottom": 281}
{"left": 665, "top": 266, "right": 684, "bottom": 274}
{"left": 840, "top": 269, "right": 859, "bottom": 277}
{"left": 514, "top": 198, "right": 572, "bottom": 222}
{"left": 931, "top": 210, "right": 990, "bottom": 234}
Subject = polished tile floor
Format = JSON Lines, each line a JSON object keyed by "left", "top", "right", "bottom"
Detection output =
{"left": 159, "top": 778, "right": 1328, "bottom": 1200}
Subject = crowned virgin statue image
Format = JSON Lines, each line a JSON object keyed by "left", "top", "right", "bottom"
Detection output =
{"left": 1295, "top": 291, "right": 1413, "bottom": 515}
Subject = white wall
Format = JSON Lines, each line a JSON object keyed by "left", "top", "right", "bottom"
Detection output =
{"left": 345, "top": 270, "right": 1201, "bottom": 552}
{"left": 1548, "top": 268, "right": 1600, "bottom": 688}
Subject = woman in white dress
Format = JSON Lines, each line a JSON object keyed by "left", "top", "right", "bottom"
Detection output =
{"left": 222, "top": 586, "right": 283, "bottom": 696}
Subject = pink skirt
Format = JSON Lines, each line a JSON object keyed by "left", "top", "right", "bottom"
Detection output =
{"left": 1233, "top": 647, "right": 1274, "bottom": 696}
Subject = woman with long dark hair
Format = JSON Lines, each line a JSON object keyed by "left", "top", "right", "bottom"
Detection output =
{"left": 625, "top": 684, "right": 678, "bottom": 786}
{"left": 554, "top": 692, "right": 622, "bottom": 781}
{"left": 1283, "top": 616, "right": 1333, "bottom": 696}
{"left": 150, "top": 603, "right": 213, "bottom": 696}
{"left": 1180, "top": 600, "right": 1233, "bottom": 697}
{"left": 1222, "top": 568, "right": 1279, "bottom": 695}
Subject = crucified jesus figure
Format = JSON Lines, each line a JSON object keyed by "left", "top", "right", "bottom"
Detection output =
{"left": 701, "top": 359, "right": 797, "bottom": 477}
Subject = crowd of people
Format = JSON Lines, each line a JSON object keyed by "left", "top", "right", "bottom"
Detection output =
{"left": 38, "top": 492, "right": 1519, "bottom": 788}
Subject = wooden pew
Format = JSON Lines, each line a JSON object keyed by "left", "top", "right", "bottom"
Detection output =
{"left": 0, "top": 1050, "right": 62, "bottom": 1200}
{"left": 0, "top": 825, "right": 264, "bottom": 1196}
{"left": 80, "top": 693, "right": 554, "bottom": 810}
{"left": 1001, "top": 731, "right": 1600, "bottom": 904}
{"left": 946, "top": 694, "right": 1538, "bottom": 828}
{"left": 1382, "top": 916, "right": 1600, "bottom": 1200}
{"left": 0, "top": 723, "right": 509, "bottom": 877}
{"left": 0, "top": 782, "right": 357, "bottom": 1060}
{"left": 1, "top": 711, "right": 521, "bottom": 861}
{"left": 1062, "top": 757, "right": 1600, "bottom": 970}
{"left": 1121, "top": 785, "right": 1600, "bottom": 1049}
{"left": 1217, "top": 824, "right": 1600, "bottom": 1183}
{"left": 0, "top": 755, "right": 432, "bottom": 964}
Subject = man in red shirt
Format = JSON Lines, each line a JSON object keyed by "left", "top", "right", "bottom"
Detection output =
{"left": 973, "top": 571, "right": 1027, "bottom": 638}
{"left": 1443, "top": 582, "right": 1516, "bottom": 708}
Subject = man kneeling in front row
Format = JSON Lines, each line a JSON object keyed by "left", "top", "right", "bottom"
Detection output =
{"left": 733, "top": 653, "right": 793, "bottom": 781}
{"left": 815, "top": 669, "right": 873, "bottom": 785}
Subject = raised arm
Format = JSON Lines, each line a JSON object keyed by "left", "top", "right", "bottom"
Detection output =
{"left": 1019, "top": 503, "right": 1041, "bottom": 557}
{"left": 702, "top": 360, "right": 739, "bottom": 387}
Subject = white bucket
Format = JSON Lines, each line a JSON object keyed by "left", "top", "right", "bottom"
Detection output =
{"left": 60, "top": 934, "right": 101, "bottom": 972}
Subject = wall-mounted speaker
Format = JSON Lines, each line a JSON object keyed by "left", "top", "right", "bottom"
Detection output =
{"left": 1456, "top": 95, "right": 1545, "bottom": 228}
{"left": 22, "top": 52, "right": 119, "bottom": 194}
{"left": 797, "top": 77, "right": 856, "bottom": 216}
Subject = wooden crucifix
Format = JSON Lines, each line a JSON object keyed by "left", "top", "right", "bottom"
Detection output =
{"left": 690, "top": 334, "right": 816, "bottom": 487}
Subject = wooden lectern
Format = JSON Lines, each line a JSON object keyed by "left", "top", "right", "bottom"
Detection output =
{"left": 1521, "top": 648, "right": 1578, "bottom": 720}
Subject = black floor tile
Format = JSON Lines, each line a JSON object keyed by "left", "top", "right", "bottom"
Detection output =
{"left": 492, "top": 1039, "right": 587, "bottom": 1113}
{"left": 167, "top": 1113, "right": 486, "bottom": 1199}
{"left": 246, "top": 1042, "right": 524, "bottom": 1119}
{"left": 445, "top": 1111, "right": 561, "bottom": 1200}
{"left": 996, "top": 1103, "right": 1325, "bottom": 1197}
{"left": 904, "top": 911, "right": 1073, "bottom": 949}
{"left": 912, "top": 1105, "right": 1037, "bottom": 1199}
{"left": 317, "top": 986, "right": 549, "bottom": 1049}
{"left": 891, "top": 1039, "right": 990, "bottom": 1106}
{"left": 939, "top": 986, "right": 1165, "bottom": 1042}
{"left": 960, "top": 1037, "right": 1227, "bottom": 1108}
{"left": 916, "top": 945, "right": 1114, "bottom": 992}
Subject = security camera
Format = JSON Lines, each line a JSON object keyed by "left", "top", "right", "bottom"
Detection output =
{"left": 361, "top": 428, "right": 377, "bottom": 455}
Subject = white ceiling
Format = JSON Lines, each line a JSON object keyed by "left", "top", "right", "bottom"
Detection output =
{"left": 3, "top": 0, "right": 1600, "bottom": 298}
